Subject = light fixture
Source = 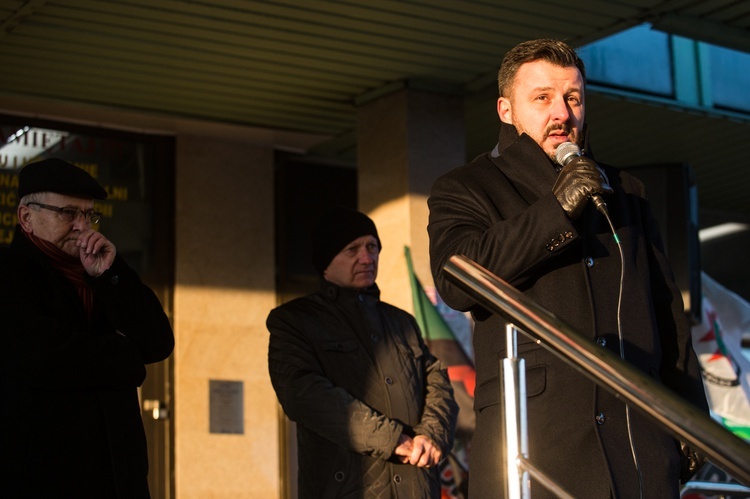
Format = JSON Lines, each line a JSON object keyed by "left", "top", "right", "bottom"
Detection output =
{"left": 699, "top": 223, "right": 750, "bottom": 242}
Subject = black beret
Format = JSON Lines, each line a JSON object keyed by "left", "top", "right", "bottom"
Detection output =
{"left": 18, "top": 158, "right": 108, "bottom": 200}
{"left": 311, "top": 206, "right": 381, "bottom": 274}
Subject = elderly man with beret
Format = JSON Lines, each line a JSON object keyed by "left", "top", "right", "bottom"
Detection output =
{"left": 0, "top": 158, "right": 174, "bottom": 498}
{"left": 267, "top": 206, "right": 458, "bottom": 498}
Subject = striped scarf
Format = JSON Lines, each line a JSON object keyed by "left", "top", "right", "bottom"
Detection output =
{"left": 23, "top": 231, "right": 94, "bottom": 321}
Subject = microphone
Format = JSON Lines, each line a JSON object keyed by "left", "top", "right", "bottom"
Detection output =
{"left": 555, "top": 142, "right": 609, "bottom": 216}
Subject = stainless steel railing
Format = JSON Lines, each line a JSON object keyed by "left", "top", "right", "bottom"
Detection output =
{"left": 443, "top": 254, "right": 750, "bottom": 496}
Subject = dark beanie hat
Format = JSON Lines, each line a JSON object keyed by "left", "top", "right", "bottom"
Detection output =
{"left": 18, "top": 158, "right": 108, "bottom": 200}
{"left": 311, "top": 206, "right": 381, "bottom": 274}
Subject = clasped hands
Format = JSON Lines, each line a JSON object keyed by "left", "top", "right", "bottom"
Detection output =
{"left": 392, "top": 433, "right": 442, "bottom": 468}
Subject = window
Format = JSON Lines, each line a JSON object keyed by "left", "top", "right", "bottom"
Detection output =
{"left": 578, "top": 24, "right": 673, "bottom": 97}
{"left": 709, "top": 45, "right": 750, "bottom": 113}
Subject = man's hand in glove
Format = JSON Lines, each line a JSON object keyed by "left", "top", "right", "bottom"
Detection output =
{"left": 552, "top": 156, "right": 613, "bottom": 219}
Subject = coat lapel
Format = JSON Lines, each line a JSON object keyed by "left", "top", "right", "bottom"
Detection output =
{"left": 490, "top": 122, "right": 560, "bottom": 207}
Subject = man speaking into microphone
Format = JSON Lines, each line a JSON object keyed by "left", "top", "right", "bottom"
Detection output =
{"left": 428, "top": 39, "right": 708, "bottom": 498}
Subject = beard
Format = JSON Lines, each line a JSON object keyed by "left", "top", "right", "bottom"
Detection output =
{"left": 544, "top": 123, "right": 582, "bottom": 161}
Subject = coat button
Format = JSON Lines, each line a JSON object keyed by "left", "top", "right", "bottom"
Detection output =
{"left": 393, "top": 474, "right": 402, "bottom": 484}
{"left": 385, "top": 376, "right": 394, "bottom": 385}
{"left": 585, "top": 257, "right": 595, "bottom": 268}
{"left": 370, "top": 333, "right": 379, "bottom": 342}
{"left": 596, "top": 337, "right": 607, "bottom": 347}
{"left": 334, "top": 471, "right": 345, "bottom": 482}
{"left": 110, "top": 275, "right": 120, "bottom": 285}
{"left": 596, "top": 412, "right": 606, "bottom": 425}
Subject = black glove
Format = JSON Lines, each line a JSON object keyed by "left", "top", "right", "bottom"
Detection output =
{"left": 552, "top": 156, "right": 613, "bottom": 219}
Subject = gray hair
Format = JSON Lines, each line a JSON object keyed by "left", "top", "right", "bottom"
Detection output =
{"left": 19, "top": 191, "right": 47, "bottom": 207}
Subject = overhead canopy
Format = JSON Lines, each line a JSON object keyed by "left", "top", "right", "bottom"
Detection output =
{"left": 1, "top": 0, "right": 748, "bottom": 219}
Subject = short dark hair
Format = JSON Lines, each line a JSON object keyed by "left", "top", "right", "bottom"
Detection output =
{"left": 498, "top": 39, "right": 586, "bottom": 98}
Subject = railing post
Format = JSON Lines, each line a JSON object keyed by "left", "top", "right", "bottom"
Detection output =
{"left": 502, "top": 323, "right": 529, "bottom": 499}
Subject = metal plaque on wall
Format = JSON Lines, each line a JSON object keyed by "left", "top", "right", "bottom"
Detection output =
{"left": 209, "top": 380, "right": 244, "bottom": 435}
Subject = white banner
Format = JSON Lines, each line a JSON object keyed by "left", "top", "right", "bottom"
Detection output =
{"left": 691, "top": 272, "right": 750, "bottom": 440}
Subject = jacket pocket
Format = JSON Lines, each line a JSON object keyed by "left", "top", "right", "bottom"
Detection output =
{"left": 474, "top": 363, "right": 548, "bottom": 411}
{"left": 322, "top": 339, "right": 359, "bottom": 353}
{"left": 318, "top": 446, "right": 356, "bottom": 498}
{"left": 525, "top": 364, "right": 548, "bottom": 398}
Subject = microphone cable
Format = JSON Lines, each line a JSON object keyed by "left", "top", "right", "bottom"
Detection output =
{"left": 557, "top": 142, "right": 645, "bottom": 496}
{"left": 600, "top": 207, "right": 644, "bottom": 499}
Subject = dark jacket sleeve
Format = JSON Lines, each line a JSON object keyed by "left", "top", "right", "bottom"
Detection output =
{"left": 410, "top": 328, "right": 458, "bottom": 455}
{"left": 90, "top": 255, "right": 175, "bottom": 364}
{"left": 0, "top": 251, "right": 173, "bottom": 391}
{"left": 428, "top": 164, "right": 578, "bottom": 312}
{"left": 267, "top": 307, "right": 403, "bottom": 459}
{"left": 635, "top": 182, "right": 708, "bottom": 410}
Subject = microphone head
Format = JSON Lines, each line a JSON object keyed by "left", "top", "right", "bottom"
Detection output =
{"left": 555, "top": 141, "right": 581, "bottom": 166}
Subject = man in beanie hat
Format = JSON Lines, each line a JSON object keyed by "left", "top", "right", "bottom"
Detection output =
{"left": 267, "top": 206, "right": 457, "bottom": 498}
{"left": 0, "top": 158, "right": 174, "bottom": 498}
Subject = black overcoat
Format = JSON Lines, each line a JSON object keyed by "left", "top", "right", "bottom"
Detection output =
{"left": 427, "top": 123, "right": 708, "bottom": 498}
{"left": 0, "top": 226, "right": 174, "bottom": 498}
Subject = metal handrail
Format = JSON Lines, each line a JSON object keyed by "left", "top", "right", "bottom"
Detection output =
{"left": 443, "top": 254, "right": 750, "bottom": 487}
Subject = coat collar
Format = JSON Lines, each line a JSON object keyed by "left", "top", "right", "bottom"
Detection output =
{"left": 319, "top": 279, "right": 380, "bottom": 303}
{"left": 489, "top": 122, "right": 561, "bottom": 205}
{"left": 11, "top": 224, "right": 51, "bottom": 267}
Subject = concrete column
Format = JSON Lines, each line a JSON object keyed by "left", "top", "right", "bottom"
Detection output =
{"left": 174, "top": 136, "right": 278, "bottom": 498}
{"left": 357, "top": 87, "right": 465, "bottom": 310}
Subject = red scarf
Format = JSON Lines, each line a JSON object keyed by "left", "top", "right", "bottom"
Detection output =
{"left": 23, "top": 231, "right": 94, "bottom": 320}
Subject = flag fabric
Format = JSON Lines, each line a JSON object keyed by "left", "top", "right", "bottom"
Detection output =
{"left": 405, "top": 247, "right": 475, "bottom": 499}
{"left": 691, "top": 272, "right": 750, "bottom": 440}
{"left": 685, "top": 272, "right": 750, "bottom": 495}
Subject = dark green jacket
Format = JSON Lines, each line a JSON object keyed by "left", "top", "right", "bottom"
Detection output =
{"left": 267, "top": 281, "right": 457, "bottom": 498}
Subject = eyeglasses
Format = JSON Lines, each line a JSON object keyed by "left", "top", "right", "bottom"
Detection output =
{"left": 26, "top": 202, "right": 102, "bottom": 225}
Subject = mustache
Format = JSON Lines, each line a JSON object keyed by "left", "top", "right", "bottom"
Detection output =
{"left": 545, "top": 124, "right": 571, "bottom": 137}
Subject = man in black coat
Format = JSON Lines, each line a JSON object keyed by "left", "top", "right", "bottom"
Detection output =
{"left": 267, "top": 207, "right": 457, "bottom": 498}
{"left": 428, "top": 39, "right": 708, "bottom": 498}
{"left": 0, "top": 158, "right": 174, "bottom": 498}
